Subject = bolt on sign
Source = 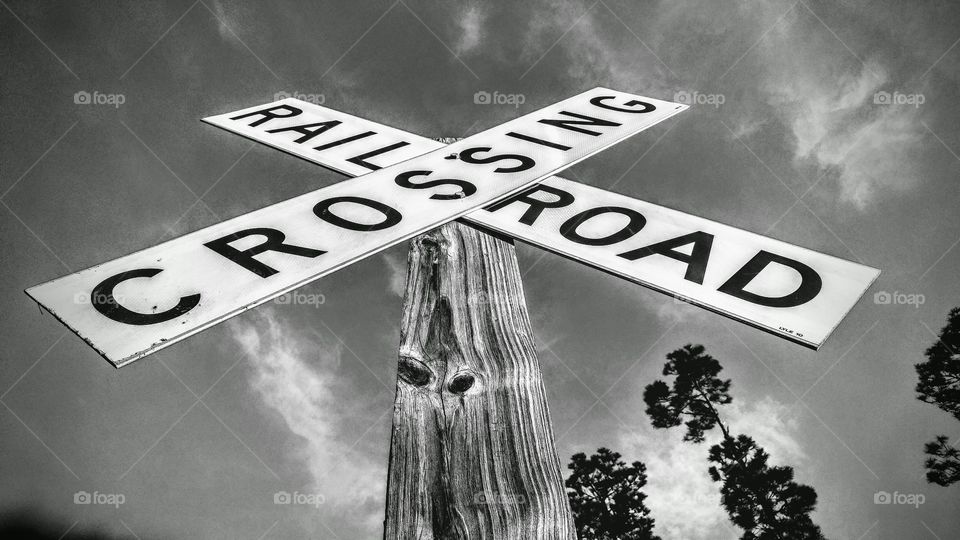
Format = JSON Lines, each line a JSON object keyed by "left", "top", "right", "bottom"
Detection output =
{"left": 27, "top": 88, "right": 689, "bottom": 367}
{"left": 204, "top": 100, "right": 880, "bottom": 350}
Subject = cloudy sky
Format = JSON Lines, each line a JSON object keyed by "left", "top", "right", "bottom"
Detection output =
{"left": 2, "top": 0, "right": 959, "bottom": 538}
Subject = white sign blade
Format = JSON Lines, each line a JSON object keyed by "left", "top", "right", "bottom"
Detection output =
{"left": 206, "top": 100, "right": 878, "bottom": 349}
{"left": 27, "top": 88, "right": 687, "bottom": 367}
{"left": 472, "top": 180, "right": 879, "bottom": 349}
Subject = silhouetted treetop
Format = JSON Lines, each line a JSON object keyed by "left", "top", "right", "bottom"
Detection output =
{"left": 924, "top": 435, "right": 960, "bottom": 487}
{"left": 708, "top": 435, "right": 825, "bottom": 540}
{"left": 643, "top": 344, "right": 732, "bottom": 442}
{"left": 565, "top": 447, "right": 660, "bottom": 540}
{"left": 915, "top": 307, "right": 960, "bottom": 421}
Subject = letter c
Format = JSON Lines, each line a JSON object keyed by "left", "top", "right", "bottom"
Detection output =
{"left": 91, "top": 268, "right": 200, "bottom": 325}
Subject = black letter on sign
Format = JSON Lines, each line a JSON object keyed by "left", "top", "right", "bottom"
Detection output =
{"left": 589, "top": 95, "right": 657, "bottom": 114}
{"left": 459, "top": 147, "right": 535, "bottom": 173}
{"left": 313, "top": 196, "right": 402, "bottom": 231}
{"left": 347, "top": 142, "right": 411, "bottom": 171}
{"left": 91, "top": 268, "right": 200, "bottom": 325}
{"left": 538, "top": 111, "right": 621, "bottom": 136}
{"left": 313, "top": 131, "right": 375, "bottom": 151}
{"left": 505, "top": 131, "right": 572, "bottom": 151}
{"left": 230, "top": 104, "right": 302, "bottom": 127}
{"left": 204, "top": 228, "right": 325, "bottom": 278}
{"left": 484, "top": 184, "right": 575, "bottom": 225}
{"left": 560, "top": 206, "right": 646, "bottom": 246}
{"left": 266, "top": 120, "right": 341, "bottom": 144}
{"left": 617, "top": 231, "right": 714, "bottom": 284}
{"left": 717, "top": 250, "right": 823, "bottom": 308}
{"left": 395, "top": 170, "right": 477, "bottom": 200}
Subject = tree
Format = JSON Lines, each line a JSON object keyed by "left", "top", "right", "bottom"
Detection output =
{"left": 923, "top": 436, "right": 960, "bottom": 486}
{"left": 644, "top": 344, "right": 732, "bottom": 442}
{"left": 708, "top": 435, "right": 824, "bottom": 540}
{"left": 644, "top": 344, "right": 825, "bottom": 540}
{"left": 915, "top": 307, "right": 960, "bottom": 420}
{"left": 565, "top": 448, "right": 660, "bottom": 540}
{"left": 915, "top": 307, "right": 960, "bottom": 486}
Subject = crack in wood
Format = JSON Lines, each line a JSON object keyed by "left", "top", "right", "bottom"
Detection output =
{"left": 384, "top": 220, "right": 576, "bottom": 539}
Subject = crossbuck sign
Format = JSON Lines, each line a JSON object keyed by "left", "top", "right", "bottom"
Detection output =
{"left": 26, "top": 88, "right": 878, "bottom": 367}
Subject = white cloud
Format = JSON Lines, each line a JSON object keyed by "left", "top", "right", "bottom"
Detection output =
{"left": 618, "top": 395, "right": 805, "bottom": 540}
{"left": 454, "top": 4, "right": 486, "bottom": 56}
{"left": 749, "top": 8, "right": 926, "bottom": 208}
{"left": 527, "top": 0, "right": 927, "bottom": 209}
{"left": 520, "top": 1, "right": 675, "bottom": 97}
{"left": 654, "top": 296, "right": 711, "bottom": 326}
{"left": 230, "top": 308, "right": 384, "bottom": 532}
{"left": 381, "top": 251, "right": 407, "bottom": 297}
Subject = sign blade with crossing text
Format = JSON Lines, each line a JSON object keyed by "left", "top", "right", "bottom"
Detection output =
{"left": 26, "top": 88, "right": 686, "bottom": 367}
{"left": 206, "top": 99, "right": 879, "bottom": 349}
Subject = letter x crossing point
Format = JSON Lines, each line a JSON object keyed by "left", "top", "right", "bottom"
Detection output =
{"left": 26, "top": 87, "right": 879, "bottom": 367}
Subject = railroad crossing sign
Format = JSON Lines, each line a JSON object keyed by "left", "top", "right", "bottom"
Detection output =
{"left": 25, "top": 87, "right": 878, "bottom": 367}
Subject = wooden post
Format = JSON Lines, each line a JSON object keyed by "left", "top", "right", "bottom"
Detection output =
{"left": 383, "top": 211, "right": 576, "bottom": 538}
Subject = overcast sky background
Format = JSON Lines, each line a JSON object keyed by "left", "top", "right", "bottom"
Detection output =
{"left": 1, "top": 0, "right": 959, "bottom": 538}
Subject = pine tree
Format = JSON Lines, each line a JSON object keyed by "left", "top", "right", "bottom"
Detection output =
{"left": 915, "top": 307, "right": 960, "bottom": 486}
{"left": 708, "top": 435, "right": 824, "bottom": 539}
{"left": 644, "top": 344, "right": 825, "bottom": 539}
{"left": 565, "top": 448, "right": 660, "bottom": 540}
{"left": 923, "top": 436, "right": 960, "bottom": 486}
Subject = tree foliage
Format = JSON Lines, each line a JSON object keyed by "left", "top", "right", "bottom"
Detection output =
{"left": 923, "top": 435, "right": 960, "bottom": 486}
{"left": 565, "top": 448, "right": 660, "bottom": 540}
{"left": 915, "top": 307, "right": 960, "bottom": 486}
{"left": 915, "top": 307, "right": 960, "bottom": 420}
{"left": 708, "top": 435, "right": 824, "bottom": 540}
{"left": 644, "top": 344, "right": 825, "bottom": 540}
{"left": 643, "top": 344, "right": 732, "bottom": 442}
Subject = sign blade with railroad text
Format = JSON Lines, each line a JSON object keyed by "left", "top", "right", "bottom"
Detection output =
{"left": 206, "top": 100, "right": 879, "bottom": 349}
{"left": 26, "top": 87, "right": 686, "bottom": 367}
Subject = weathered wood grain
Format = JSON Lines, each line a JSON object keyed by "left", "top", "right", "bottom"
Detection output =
{"left": 383, "top": 218, "right": 576, "bottom": 539}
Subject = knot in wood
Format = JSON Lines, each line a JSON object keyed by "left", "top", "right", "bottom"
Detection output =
{"left": 448, "top": 371, "right": 476, "bottom": 394}
{"left": 397, "top": 356, "right": 433, "bottom": 387}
